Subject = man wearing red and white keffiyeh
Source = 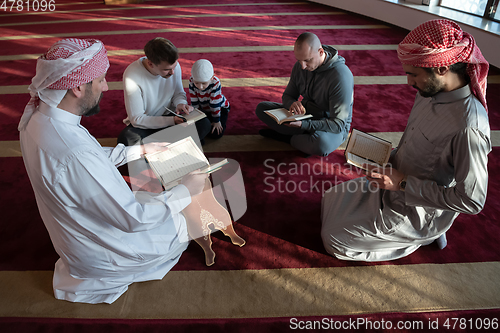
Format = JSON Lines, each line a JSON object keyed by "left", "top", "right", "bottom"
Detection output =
{"left": 19, "top": 38, "right": 207, "bottom": 303}
{"left": 18, "top": 38, "right": 110, "bottom": 131}
{"left": 397, "top": 19, "right": 489, "bottom": 111}
{"left": 321, "top": 20, "right": 491, "bottom": 261}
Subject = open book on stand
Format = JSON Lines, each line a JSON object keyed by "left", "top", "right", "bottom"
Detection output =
{"left": 345, "top": 129, "right": 392, "bottom": 170}
{"left": 164, "top": 107, "right": 207, "bottom": 125}
{"left": 264, "top": 108, "right": 312, "bottom": 125}
{"left": 145, "top": 136, "right": 228, "bottom": 190}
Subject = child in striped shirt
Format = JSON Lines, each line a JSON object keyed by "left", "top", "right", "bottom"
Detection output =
{"left": 189, "top": 59, "right": 230, "bottom": 139}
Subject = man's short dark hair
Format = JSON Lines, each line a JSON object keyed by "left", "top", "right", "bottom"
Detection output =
{"left": 424, "top": 62, "right": 469, "bottom": 83}
{"left": 144, "top": 37, "right": 179, "bottom": 65}
{"left": 449, "top": 62, "right": 469, "bottom": 83}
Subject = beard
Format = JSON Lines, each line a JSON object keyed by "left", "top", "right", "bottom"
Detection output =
{"left": 82, "top": 101, "right": 100, "bottom": 117}
{"left": 81, "top": 92, "right": 103, "bottom": 117}
{"left": 415, "top": 72, "right": 444, "bottom": 98}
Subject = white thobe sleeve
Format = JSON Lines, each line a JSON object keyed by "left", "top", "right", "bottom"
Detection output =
{"left": 101, "top": 144, "right": 144, "bottom": 167}
{"left": 404, "top": 128, "right": 490, "bottom": 214}
{"left": 57, "top": 150, "right": 191, "bottom": 233}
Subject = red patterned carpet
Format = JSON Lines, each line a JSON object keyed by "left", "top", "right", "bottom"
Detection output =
{"left": 1, "top": 0, "right": 499, "bottom": 332}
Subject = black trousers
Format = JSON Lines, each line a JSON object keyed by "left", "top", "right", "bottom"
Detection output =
{"left": 117, "top": 116, "right": 212, "bottom": 146}
{"left": 206, "top": 106, "right": 229, "bottom": 140}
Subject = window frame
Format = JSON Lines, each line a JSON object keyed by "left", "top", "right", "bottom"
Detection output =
{"left": 439, "top": 0, "right": 499, "bottom": 22}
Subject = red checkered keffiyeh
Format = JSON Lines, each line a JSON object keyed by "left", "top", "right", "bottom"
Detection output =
{"left": 397, "top": 19, "right": 489, "bottom": 111}
{"left": 44, "top": 38, "right": 109, "bottom": 90}
{"left": 18, "top": 38, "right": 110, "bottom": 131}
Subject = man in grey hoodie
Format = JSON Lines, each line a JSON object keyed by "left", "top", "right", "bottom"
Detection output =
{"left": 256, "top": 32, "right": 354, "bottom": 156}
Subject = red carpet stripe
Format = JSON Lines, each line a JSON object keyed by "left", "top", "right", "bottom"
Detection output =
{"left": 0, "top": 29, "right": 408, "bottom": 56}
{"left": 2, "top": 83, "right": 500, "bottom": 141}
{"left": 2, "top": 12, "right": 371, "bottom": 36}
{"left": 0, "top": 49, "right": 417, "bottom": 85}
{"left": 0, "top": 2, "right": 340, "bottom": 24}
{"left": 0, "top": 85, "right": 417, "bottom": 140}
{"left": 1, "top": 308, "right": 499, "bottom": 333}
{"left": 2, "top": 149, "right": 500, "bottom": 271}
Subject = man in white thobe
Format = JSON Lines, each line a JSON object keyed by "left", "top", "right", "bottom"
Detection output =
{"left": 19, "top": 38, "right": 207, "bottom": 303}
{"left": 321, "top": 20, "right": 491, "bottom": 261}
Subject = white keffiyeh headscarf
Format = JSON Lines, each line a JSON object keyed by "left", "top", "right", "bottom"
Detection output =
{"left": 18, "top": 38, "right": 110, "bottom": 131}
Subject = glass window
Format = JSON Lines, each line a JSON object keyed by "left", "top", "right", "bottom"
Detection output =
{"left": 494, "top": 1, "right": 500, "bottom": 21}
{"left": 440, "top": 0, "right": 489, "bottom": 16}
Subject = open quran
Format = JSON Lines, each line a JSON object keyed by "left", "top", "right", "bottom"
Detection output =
{"left": 264, "top": 108, "right": 312, "bottom": 124}
{"left": 145, "top": 137, "right": 228, "bottom": 190}
{"left": 345, "top": 129, "right": 392, "bottom": 170}
{"left": 164, "top": 107, "right": 207, "bottom": 125}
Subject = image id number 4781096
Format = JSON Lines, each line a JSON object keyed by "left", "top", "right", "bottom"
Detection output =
{"left": 1, "top": 0, "right": 55, "bottom": 11}
{"left": 441, "top": 317, "right": 498, "bottom": 330}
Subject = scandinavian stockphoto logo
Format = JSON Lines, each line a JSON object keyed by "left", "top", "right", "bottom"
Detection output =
{"left": 262, "top": 158, "right": 382, "bottom": 195}
{"left": 127, "top": 122, "right": 247, "bottom": 241}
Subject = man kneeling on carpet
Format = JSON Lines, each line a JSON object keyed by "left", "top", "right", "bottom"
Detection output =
{"left": 18, "top": 38, "right": 212, "bottom": 304}
{"left": 255, "top": 32, "right": 354, "bottom": 156}
{"left": 321, "top": 20, "right": 490, "bottom": 261}
{"left": 117, "top": 37, "right": 212, "bottom": 146}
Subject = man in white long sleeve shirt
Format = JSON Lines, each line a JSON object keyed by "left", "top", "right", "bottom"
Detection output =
{"left": 321, "top": 20, "right": 491, "bottom": 261}
{"left": 118, "top": 37, "right": 211, "bottom": 146}
{"left": 19, "top": 38, "right": 207, "bottom": 304}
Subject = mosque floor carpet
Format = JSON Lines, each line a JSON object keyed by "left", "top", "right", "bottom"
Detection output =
{"left": 0, "top": 0, "right": 499, "bottom": 331}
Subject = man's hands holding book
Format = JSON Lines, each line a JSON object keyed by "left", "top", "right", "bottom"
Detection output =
{"left": 175, "top": 104, "right": 193, "bottom": 124}
{"left": 140, "top": 142, "right": 170, "bottom": 157}
{"left": 182, "top": 171, "right": 208, "bottom": 197}
{"left": 176, "top": 103, "right": 193, "bottom": 115}
{"left": 288, "top": 101, "right": 306, "bottom": 115}
{"left": 284, "top": 101, "right": 306, "bottom": 128}
{"left": 164, "top": 105, "right": 194, "bottom": 124}
{"left": 284, "top": 120, "right": 302, "bottom": 128}
{"left": 364, "top": 164, "right": 405, "bottom": 191}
